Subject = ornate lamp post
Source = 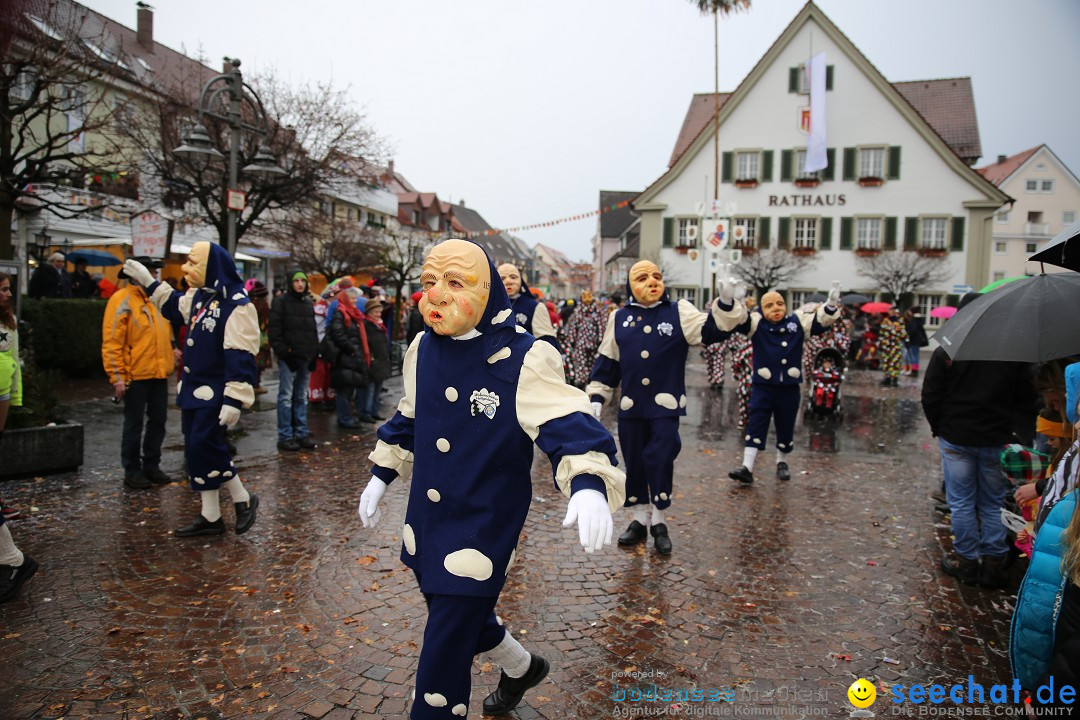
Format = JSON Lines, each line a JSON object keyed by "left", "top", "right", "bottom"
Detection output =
{"left": 173, "top": 57, "right": 285, "bottom": 257}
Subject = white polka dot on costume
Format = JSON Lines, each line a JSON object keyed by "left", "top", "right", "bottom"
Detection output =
{"left": 781, "top": 341, "right": 788, "bottom": 347}
{"left": 679, "top": 395, "right": 687, "bottom": 408}
{"left": 231, "top": 292, "right": 244, "bottom": 300}
{"left": 193, "top": 385, "right": 215, "bottom": 401}
{"left": 194, "top": 477, "right": 205, "bottom": 485}
{"left": 492, "top": 308, "right": 512, "bottom": 324}
{"left": 223, "top": 471, "right": 233, "bottom": 478}
{"left": 445, "top": 387, "right": 458, "bottom": 402}
{"left": 186, "top": 338, "right": 194, "bottom": 347}
{"left": 515, "top": 325, "right": 525, "bottom": 333}
{"left": 444, "top": 549, "right": 494, "bottom": 581}
{"left": 403, "top": 524, "right": 416, "bottom": 555}
{"left": 643, "top": 326, "right": 653, "bottom": 334}
{"left": 745, "top": 434, "right": 751, "bottom": 441}
{"left": 424, "top": 693, "right": 447, "bottom": 708}
{"left": 208, "top": 470, "right": 220, "bottom": 478}
{"left": 177, "top": 381, "right": 182, "bottom": 393}
{"left": 620, "top": 396, "right": 634, "bottom": 410}
{"left": 660, "top": 492, "right": 668, "bottom": 500}
{"left": 487, "top": 347, "right": 511, "bottom": 363}
{"left": 436, "top": 438, "right": 451, "bottom": 453}
{"left": 452, "top": 704, "right": 467, "bottom": 716}
{"left": 628, "top": 496, "right": 637, "bottom": 503}
{"left": 506, "top": 549, "right": 516, "bottom": 574}
{"left": 183, "top": 366, "right": 190, "bottom": 374}
{"left": 787, "top": 367, "right": 801, "bottom": 378}
{"left": 781, "top": 358, "right": 787, "bottom": 365}
{"left": 640, "top": 350, "right": 650, "bottom": 359}
{"left": 641, "top": 377, "right": 650, "bottom": 386}
{"left": 654, "top": 393, "right": 678, "bottom": 409}
{"left": 427, "top": 488, "right": 441, "bottom": 502}
{"left": 753, "top": 438, "right": 762, "bottom": 444}
{"left": 196, "top": 302, "right": 203, "bottom": 309}
{"left": 654, "top": 495, "right": 660, "bottom": 502}
{"left": 757, "top": 367, "right": 772, "bottom": 380}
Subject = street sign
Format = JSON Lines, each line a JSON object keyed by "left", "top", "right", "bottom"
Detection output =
{"left": 952, "top": 284, "right": 975, "bottom": 294}
{"left": 131, "top": 211, "right": 168, "bottom": 258}
{"left": 227, "top": 189, "right": 246, "bottom": 212}
{"left": 729, "top": 249, "right": 743, "bottom": 263}
{"left": 708, "top": 251, "right": 720, "bottom": 272}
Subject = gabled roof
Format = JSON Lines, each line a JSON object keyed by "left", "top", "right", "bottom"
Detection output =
{"left": 448, "top": 202, "right": 531, "bottom": 266}
{"left": 975, "top": 145, "right": 1042, "bottom": 186}
{"left": 598, "top": 190, "right": 639, "bottom": 239}
{"left": 535, "top": 243, "right": 573, "bottom": 268}
{"left": 669, "top": 93, "right": 732, "bottom": 167}
{"left": 892, "top": 78, "right": 982, "bottom": 163}
{"left": 642, "top": 1, "right": 1008, "bottom": 208}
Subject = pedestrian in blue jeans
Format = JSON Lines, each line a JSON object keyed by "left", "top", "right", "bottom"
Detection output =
{"left": 268, "top": 270, "right": 319, "bottom": 451}
{"left": 360, "top": 299, "right": 392, "bottom": 420}
{"left": 921, "top": 299, "right": 1038, "bottom": 589}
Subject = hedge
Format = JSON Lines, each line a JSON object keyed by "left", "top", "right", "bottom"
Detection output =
{"left": 21, "top": 298, "right": 108, "bottom": 378}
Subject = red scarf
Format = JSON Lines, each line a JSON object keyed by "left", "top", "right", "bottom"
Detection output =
{"left": 337, "top": 291, "right": 371, "bottom": 367}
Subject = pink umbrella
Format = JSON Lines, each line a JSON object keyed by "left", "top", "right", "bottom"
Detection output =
{"left": 930, "top": 306, "right": 958, "bottom": 319}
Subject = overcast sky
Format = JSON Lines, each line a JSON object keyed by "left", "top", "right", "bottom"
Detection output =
{"left": 81, "top": 0, "right": 1080, "bottom": 263}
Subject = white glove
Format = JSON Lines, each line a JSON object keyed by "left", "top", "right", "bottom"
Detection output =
{"left": 218, "top": 405, "right": 241, "bottom": 428}
{"left": 732, "top": 279, "right": 747, "bottom": 302}
{"left": 122, "top": 258, "right": 155, "bottom": 287}
{"left": 358, "top": 477, "right": 387, "bottom": 528}
{"left": 591, "top": 401, "right": 603, "bottom": 419}
{"left": 716, "top": 263, "right": 737, "bottom": 304}
{"left": 561, "top": 488, "right": 613, "bottom": 554}
{"left": 826, "top": 280, "right": 842, "bottom": 309}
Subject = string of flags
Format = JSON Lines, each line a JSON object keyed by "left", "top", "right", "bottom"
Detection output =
{"left": 430, "top": 199, "right": 633, "bottom": 238}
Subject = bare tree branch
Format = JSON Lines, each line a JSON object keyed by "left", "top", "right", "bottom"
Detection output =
{"left": 854, "top": 251, "right": 951, "bottom": 305}
{"left": 732, "top": 249, "right": 818, "bottom": 300}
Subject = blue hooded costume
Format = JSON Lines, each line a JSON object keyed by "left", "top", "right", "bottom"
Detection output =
{"left": 147, "top": 243, "right": 259, "bottom": 490}
{"left": 367, "top": 239, "right": 624, "bottom": 719}
{"left": 508, "top": 273, "right": 561, "bottom": 352}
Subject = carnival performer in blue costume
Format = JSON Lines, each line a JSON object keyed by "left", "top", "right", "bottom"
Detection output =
{"left": 357, "top": 238, "right": 625, "bottom": 719}
{"left": 586, "top": 260, "right": 727, "bottom": 555}
{"left": 712, "top": 266, "right": 842, "bottom": 485}
{"left": 497, "top": 262, "right": 561, "bottom": 352}
{"left": 123, "top": 244, "right": 261, "bottom": 537}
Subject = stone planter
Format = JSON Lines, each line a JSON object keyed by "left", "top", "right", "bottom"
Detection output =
{"left": 0, "top": 422, "right": 84, "bottom": 479}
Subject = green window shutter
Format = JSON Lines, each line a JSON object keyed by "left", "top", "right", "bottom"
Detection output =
{"left": 761, "top": 150, "right": 774, "bottom": 182}
{"left": 887, "top": 146, "right": 902, "bottom": 180}
{"left": 904, "top": 217, "right": 919, "bottom": 250}
{"left": 951, "top": 216, "right": 966, "bottom": 251}
{"left": 843, "top": 147, "right": 856, "bottom": 181}
{"left": 819, "top": 217, "right": 833, "bottom": 250}
{"left": 758, "top": 218, "right": 771, "bottom": 249}
{"left": 663, "top": 218, "right": 674, "bottom": 248}
{"left": 789, "top": 67, "right": 799, "bottom": 93}
{"left": 781, "top": 150, "right": 794, "bottom": 182}
{"left": 884, "top": 217, "right": 898, "bottom": 250}
{"left": 826, "top": 65, "right": 834, "bottom": 91}
{"left": 722, "top": 152, "right": 733, "bottom": 183}
{"left": 882, "top": 292, "right": 895, "bottom": 303}
{"left": 946, "top": 294, "right": 960, "bottom": 307}
{"left": 823, "top": 148, "right": 836, "bottom": 181}
{"left": 840, "top": 217, "right": 853, "bottom": 250}
{"left": 778, "top": 217, "right": 791, "bottom": 249}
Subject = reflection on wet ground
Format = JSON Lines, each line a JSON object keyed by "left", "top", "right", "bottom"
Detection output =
{"left": 1, "top": 363, "right": 1018, "bottom": 719}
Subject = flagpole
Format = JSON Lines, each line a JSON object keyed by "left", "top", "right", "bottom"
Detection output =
{"left": 713, "top": 7, "right": 719, "bottom": 200}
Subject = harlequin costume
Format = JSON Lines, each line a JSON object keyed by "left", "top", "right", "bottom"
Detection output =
{"left": 729, "top": 331, "right": 754, "bottom": 428}
{"left": 702, "top": 337, "right": 728, "bottom": 386}
{"left": 362, "top": 239, "right": 624, "bottom": 719}
{"left": 877, "top": 312, "right": 908, "bottom": 386}
{"left": 586, "top": 261, "right": 726, "bottom": 554}
{"left": 129, "top": 243, "right": 261, "bottom": 537}
{"left": 559, "top": 293, "right": 608, "bottom": 388}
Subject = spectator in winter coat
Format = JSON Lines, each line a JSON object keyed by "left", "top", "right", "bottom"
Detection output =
{"left": 69, "top": 258, "right": 99, "bottom": 298}
{"left": 407, "top": 290, "right": 426, "bottom": 345}
{"left": 902, "top": 307, "right": 929, "bottom": 377}
{"left": 328, "top": 287, "right": 372, "bottom": 429}
{"left": 29, "top": 252, "right": 70, "bottom": 299}
{"left": 360, "top": 299, "right": 392, "bottom": 420}
{"left": 268, "top": 270, "right": 319, "bottom": 451}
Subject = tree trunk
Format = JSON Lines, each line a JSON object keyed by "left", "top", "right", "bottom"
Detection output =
{"left": 0, "top": 203, "right": 13, "bottom": 261}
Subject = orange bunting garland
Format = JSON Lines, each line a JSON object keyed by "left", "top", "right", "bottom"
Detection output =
{"left": 417, "top": 199, "right": 632, "bottom": 238}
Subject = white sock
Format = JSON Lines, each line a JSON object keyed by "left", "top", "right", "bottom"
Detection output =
{"left": 651, "top": 506, "right": 666, "bottom": 526}
{"left": 742, "top": 447, "right": 759, "bottom": 472}
{"left": 776, "top": 450, "right": 788, "bottom": 466}
{"left": 486, "top": 631, "right": 532, "bottom": 679}
{"left": 633, "top": 506, "right": 649, "bottom": 525}
{"left": 200, "top": 490, "right": 222, "bottom": 522}
{"left": 224, "top": 477, "right": 250, "bottom": 504}
{"left": 0, "top": 524, "right": 23, "bottom": 567}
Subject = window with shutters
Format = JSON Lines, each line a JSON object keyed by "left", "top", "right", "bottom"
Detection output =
{"left": 856, "top": 218, "right": 882, "bottom": 250}
{"left": 858, "top": 147, "right": 885, "bottom": 180}
{"left": 677, "top": 218, "right": 699, "bottom": 247}
{"left": 736, "top": 151, "right": 760, "bottom": 182}
{"left": 794, "top": 218, "right": 818, "bottom": 250}
{"left": 920, "top": 217, "right": 948, "bottom": 250}
{"left": 795, "top": 149, "right": 820, "bottom": 181}
{"left": 733, "top": 217, "right": 756, "bottom": 249}
{"left": 918, "top": 294, "right": 944, "bottom": 327}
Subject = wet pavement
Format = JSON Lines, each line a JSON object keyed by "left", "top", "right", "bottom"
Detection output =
{"left": 1, "top": 357, "right": 1021, "bottom": 719}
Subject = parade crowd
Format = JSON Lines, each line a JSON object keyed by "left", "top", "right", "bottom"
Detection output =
{"left": 3, "top": 238, "right": 1080, "bottom": 716}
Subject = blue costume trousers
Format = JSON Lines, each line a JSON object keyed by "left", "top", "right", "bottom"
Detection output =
{"left": 181, "top": 407, "right": 235, "bottom": 490}
{"left": 617, "top": 416, "right": 681, "bottom": 510}
{"left": 411, "top": 575, "right": 506, "bottom": 719}
{"left": 744, "top": 384, "right": 801, "bottom": 453}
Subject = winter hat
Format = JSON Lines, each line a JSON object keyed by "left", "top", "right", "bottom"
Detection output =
{"left": 411, "top": 290, "right": 423, "bottom": 304}
{"left": 249, "top": 280, "right": 268, "bottom": 299}
{"left": 291, "top": 270, "right": 308, "bottom": 283}
{"left": 1037, "top": 414, "right": 1072, "bottom": 439}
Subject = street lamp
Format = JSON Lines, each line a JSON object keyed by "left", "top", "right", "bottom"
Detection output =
{"left": 173, "top": 57, "right": 285, "bottom": 257}
{"left": 33, "top": 229, "right": 51, "bottom": 262}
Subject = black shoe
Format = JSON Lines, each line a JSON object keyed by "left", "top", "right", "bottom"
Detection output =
{"left": 729, "top": 466, "right": 754, "bottom": 484}
{"left": 174, "top": 515, "right": 226, "bottom": 537}
{"left": 124, "top": 471, "right": 151, "bottom": 490}
{"left": 337, "top": 422, "right": 361, "bottom": 430}
{"left": 880, "top": 377, "right": 892, "bottom": 387}
{"left": 143, "top": 467, "right": 172, "bottom": 485}
{"left": 617, "top": 520, "right": 648, "bottom": 546}
{"left": 979, "top": 554, "right": 1009, "bottom": 589}
{"left": 296, "top": 436, "right": 317, "bottom": 450}
{"left": 356, "top": 415, "right": 376, "bottom": 424}
{"left": 651, "top": 523, "right": 672, "bottom": 555}
{"left": 371, "top": 412, "right": 387, "bottom": 421}
{"left": 482, "top": 654, "right": 550, "bottom": 716}
{"left": 940, "top": 554, "right": 979, "bottom": 585}
{"left": 776, "top": 462, "right": 790, "bottom": 481}
{"left": 277, "top": 438, "right": 301, "bottom": 451}
{"left": 0, "top": 555, "right": 38, "bottom": 603}
{"left": 235, "top": 494, "right": 259, "bottom": 535}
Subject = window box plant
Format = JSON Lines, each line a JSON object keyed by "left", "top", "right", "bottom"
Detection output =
{"left": 674, "top": 245, "right": 691, "bottom": 254}
{"left": 857, "top": 176, "right": 884, "bottom": 187}
{"left": 854, "top": 247, "right": 881, "bottom": 257}
{"left": 794, "top": 178, "right": 820, "bottom": 188}
{"left": 791, "top": 246, "right": 816, "bottom": 256}
{"left": 734, "top": 179, "right": 759, "bottom": 189}
{"left": 917, "top": 247, "right": 948, "bottom": 258}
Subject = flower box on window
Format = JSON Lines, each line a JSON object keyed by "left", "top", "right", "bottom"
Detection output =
{"left": 674, "top": 245, "right": 691, "bottom": 254}
{"left": 794, "top": 178, "right": 820, "bottom": 188}
{"left": 791, "top": 246, "right": 816, "bottom": 256}
{"left": 854, "top": 247, "right": 881, "bottom": 257}
{"left": 917, "top": 247, "right": 947, "bottom": 257}
{"left": 732, "top": 243, "right": 757, "bottom": 255}
{"left": 734, "top": 179, "right": 760, "bottom": 189}
{"left": 857, "top": 176, "right": 884, "bottom": 187}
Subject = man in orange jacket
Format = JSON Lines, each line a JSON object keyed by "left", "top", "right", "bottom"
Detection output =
{"left": 102, "top": 257, "right": 177, "bottom": 489}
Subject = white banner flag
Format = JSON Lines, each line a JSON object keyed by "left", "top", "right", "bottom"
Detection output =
{"left": 804, "top": 51, "right": 827, "bottom": 173}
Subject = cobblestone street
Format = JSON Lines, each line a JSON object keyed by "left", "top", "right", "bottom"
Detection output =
{"left": 1, "top": 358, "right": 1019, "bottom": 719}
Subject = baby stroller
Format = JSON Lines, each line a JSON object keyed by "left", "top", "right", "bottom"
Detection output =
{"left": 808, "top": 347, "right": 845, "bottom": 416}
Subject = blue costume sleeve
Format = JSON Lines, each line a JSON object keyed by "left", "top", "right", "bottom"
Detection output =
{"left": 534, "top": 412, "right": 619, "bottom": 500}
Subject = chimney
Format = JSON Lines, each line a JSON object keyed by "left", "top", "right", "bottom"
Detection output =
{"left": 136, "top": 3, "right": 153, "bottom": 51}
{"left": 387, "top": 159, "right": 395, "bottom": 178}
{"left": 998, "top": 154, "right": 1007, "bottom": 164}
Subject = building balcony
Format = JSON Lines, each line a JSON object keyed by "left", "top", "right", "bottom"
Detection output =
{"left": 1025, "top": 222, "right": 1050, "bottom": 236}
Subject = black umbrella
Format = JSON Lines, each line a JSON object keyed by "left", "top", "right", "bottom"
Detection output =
{"left": 1028, "top": 218, "right": 1080, "bottom": 271}
{"left": 805, "top": 292, "right": 827, "bottom": 303}
{"left": 932, "top": 272, "right": 1080, "bottom": 362}
{"left": 840, "top": 292, "right": 871, "bottom": 305}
